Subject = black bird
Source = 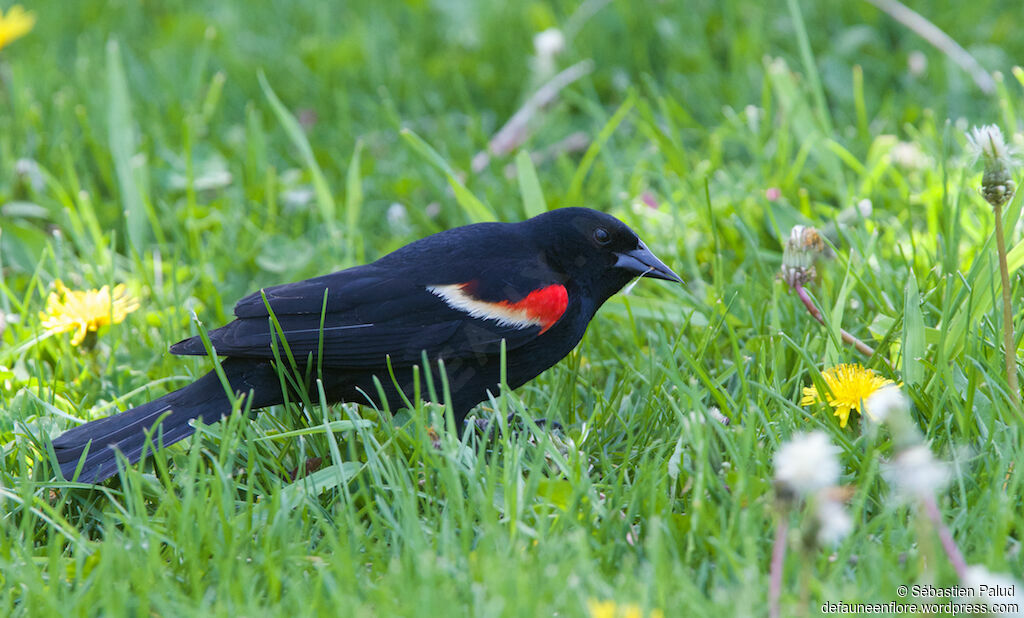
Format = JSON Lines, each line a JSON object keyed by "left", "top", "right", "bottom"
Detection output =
{"left": 52, "top": 207, "right": 681, "bottom": 483}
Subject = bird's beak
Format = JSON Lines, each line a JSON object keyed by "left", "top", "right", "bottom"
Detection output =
{"left": 614, "top": 242, "right": 683, "bottom": 283}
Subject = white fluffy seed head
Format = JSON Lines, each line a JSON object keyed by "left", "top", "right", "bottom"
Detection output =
{"left": 963, "top": 566, "right": 1024, "bottom": 616}
{"left": 774, "top": 431, "right": 841, "bottom": 496}
{"left": 882, "top": 444, "right": 951, "bottom": 502}
{"left": 864, "top": 385, "right": 909, "bottom": 424}
{"left": 966, "top": 124, "right": 1013, "bottom": 164}
{"left": 815, "top": 497, "right": 853, "bottom": 546}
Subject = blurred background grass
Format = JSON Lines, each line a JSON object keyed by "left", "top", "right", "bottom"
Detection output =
{"left": 2, "top": 0, "right": 1024, "bottom": 615}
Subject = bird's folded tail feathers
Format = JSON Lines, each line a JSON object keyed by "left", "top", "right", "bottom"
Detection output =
{"left": 52, "top": 363, "right": 268, "bottom": 484}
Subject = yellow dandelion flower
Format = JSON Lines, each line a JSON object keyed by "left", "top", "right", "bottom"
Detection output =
{"left": 587, "top": 599, "right": 664, "bottom": 618}
{"left": 0, "top": 5, "right": 36, "bottom": 51}
{"left": 39, "top": 280, "right": 140, "bottom": 346}
{"left": 800, "top": 363, "right": 894, "bottom": 428}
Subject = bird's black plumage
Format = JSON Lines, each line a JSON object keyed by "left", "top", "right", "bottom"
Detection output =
{"left": 52, "top": 207, "right": 680, "bottom": 483}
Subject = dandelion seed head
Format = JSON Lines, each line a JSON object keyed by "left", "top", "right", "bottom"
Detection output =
{"left": 966, "top": 125, "right": 1014, "bottom": 165}
{"left": 966, "top": 125, "right": 1018, "bottom": 209}
{"left": 882, "top": 444, "right": 950, "bottom": 502}
{"left": 774, "top": 431, "right": 841, "bottom": 496}
{"left": 815, "top": 497, "right": 853, "bottom": 546}
{"left": 963, "top": 566, "right": 1024, "bottom": 616}
{"left": 864, "top": 385, "right": 909, "bottom": 424}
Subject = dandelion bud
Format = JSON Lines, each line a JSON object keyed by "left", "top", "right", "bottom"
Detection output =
{"left": 982, "top": 166, "right": 1015, "bottom": 208}
{"left": 780, "top": 225, "right": 824, "bottom": 288}
{"left": 966, "top": 125, "right": 1017, "bottom": 209}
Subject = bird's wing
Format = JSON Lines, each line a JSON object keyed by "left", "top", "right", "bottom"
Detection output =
{"left": 169, "top": 264, "right": 569, "bottom": 368}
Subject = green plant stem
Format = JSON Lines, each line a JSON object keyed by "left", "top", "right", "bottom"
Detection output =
{"left": 993, "top": 202, "right": 1022, "bottom": 413}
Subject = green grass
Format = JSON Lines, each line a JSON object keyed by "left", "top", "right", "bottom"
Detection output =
{"left": 2, "top": 0, "right": 1023, "bottom": 615}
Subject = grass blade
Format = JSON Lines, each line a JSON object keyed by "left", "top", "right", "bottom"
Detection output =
{"left": 258, "top": 71, "right": 338, "bottom": 237}
{"left": 400, "top": 128, "right": 495, "bottom": 222}
{"left": 515, "top": 150, "right": 546, "bottom": 218}
{"left": 106, "top": 40, "right": 147, "bottom": 256}
{"left": 345, "top": 139, "right": 364, "bottom": 264}
{"left": 567, "top": 93, "right": 635, "bottom": 205}
{"left": 903, "top": 269, "right": 926, "bottom": 385}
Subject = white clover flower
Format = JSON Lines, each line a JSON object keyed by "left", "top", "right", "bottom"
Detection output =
{"left": 386, "top": 202, "right": 412, "bottom": 236}
{"left": 15, "top": 158, "right": 44, "bottom": 191}
{"left": 891, "top": 141, "right": 930, "bottom": 170}
{"left": 387, "top": 202, "right": 408, "bottom": 228}
{"left": 744, "top": 105, "right": 761, "bottom": 134}
{"left": 532, "top": 28, "right": 565, "bottom": 78}
{"left": 864, "top": 385, "right": 909, "bottom": 424}
{"left": 774, "top": 431, "right": 841, "bottom": 496}
{"left": 533, "top": 28, "right": 565, "bottom": 59}
{"left": 281, "top": 187, "right": 314, "bottom": 209}
{"left": 907, "top": 51, "right": 927, "bottom": 77}
{"left": 815, "top": 496, "right": 853, "bottom": 546}
{"left": 882, "top": 444, "right": 950, "bottom": 502}
{"left": 963, "top": 565, "right": 1024, "bottom": 616}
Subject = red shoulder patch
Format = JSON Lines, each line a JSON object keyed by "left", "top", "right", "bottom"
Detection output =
{"left": 502, "top": 284, "right": 568, "bottom": 334}
{"left": 427, "top": 282, "right": 569, "bottom": 333}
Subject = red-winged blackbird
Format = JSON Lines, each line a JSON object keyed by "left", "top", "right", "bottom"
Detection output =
{"left": 53, "top": 207, "right": 680, "bottom": 483}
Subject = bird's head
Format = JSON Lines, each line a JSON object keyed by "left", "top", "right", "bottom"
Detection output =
{"left": 525, "top": 207, "right": 681, "bottom": 299}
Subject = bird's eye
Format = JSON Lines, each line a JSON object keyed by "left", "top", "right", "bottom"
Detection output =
{"left": 593, "top": 227, "right": 611, "bottom": 245}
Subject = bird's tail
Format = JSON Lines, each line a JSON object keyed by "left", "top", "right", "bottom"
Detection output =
{"left": 52, "top": 360, "right": 278, "bottom": 484}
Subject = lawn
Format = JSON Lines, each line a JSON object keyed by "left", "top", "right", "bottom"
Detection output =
{"left": 2, "top": 0, "right": 1023, "bottom": 615}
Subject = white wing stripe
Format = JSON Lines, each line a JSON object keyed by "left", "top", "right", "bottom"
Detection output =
{"left": 427, "top": 284, "right": 541, "bottom": 330}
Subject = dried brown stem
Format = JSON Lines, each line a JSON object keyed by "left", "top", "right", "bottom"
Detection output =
{"left": 472, "top": 60, "right": 594, "bottom": 172}
{"left": 794, "top": 284, "right": 883, "bottom": 363}
{"left": 921, "top": 494, "right": 968, "bottom": 581}
{"left": 864, "top": 0, "right": 995, "bottom": 94}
